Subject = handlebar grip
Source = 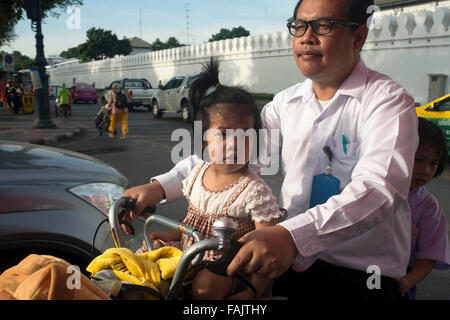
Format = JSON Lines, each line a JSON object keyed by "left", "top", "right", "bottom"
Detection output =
{"left": 142, "top": 205, "right": 156, "bottom": 215}
{"left": 110, "top": 197, "right": 157, "bottom": 248}
{"left": 117, "top": 197, "right": 156, "bottom": 215}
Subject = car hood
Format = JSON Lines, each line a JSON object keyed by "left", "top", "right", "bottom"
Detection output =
{"left": 0, "top": 140, "right": 127, "bottom": 187}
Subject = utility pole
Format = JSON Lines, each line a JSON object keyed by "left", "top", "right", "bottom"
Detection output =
{"left": 25, "top": 0, "right": 56, "bottom": 129}
{"left": 265, "top": 0, "right": 268, "bottom": 34}
{"left": 139, "top": 8, "right": 143, "bottom": 39}
{"left": 185, "top": 2, "right": 191, "bottom": 45}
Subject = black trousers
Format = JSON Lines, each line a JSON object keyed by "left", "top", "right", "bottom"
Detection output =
{"left": 272, "top": 260, "right": 401, "bottom": 301}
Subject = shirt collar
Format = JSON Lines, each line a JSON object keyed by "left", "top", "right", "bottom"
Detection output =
{"left": 287, "top": 58, "right": 368, "bottom": 105}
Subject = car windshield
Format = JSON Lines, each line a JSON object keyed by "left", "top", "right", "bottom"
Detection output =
{"left": 77, "top": 84, "right": 93, "bottom": 89}
{"left": 187, "top": 75, "right": 200, "bottom": 88}
{"left": 164, "top": 78, "right": 183, "bottom": 90}
{"left": 125, "top": 81, "right": 145, "bottom": 88}
{"left": 438, "top": 98, "right": 450, "bottom": 111}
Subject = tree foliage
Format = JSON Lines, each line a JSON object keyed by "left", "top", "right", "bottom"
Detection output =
{"left": 0, "top": 0, "right": 83, "bottom": 47}
{"left": 149, "top": 37, "right": 184, "bottom": 51}
{"left": 0, "top": 50, "right": 34, "bottom": 70}
{"left": 208, "top": 26, "right": 250, "bottom": 42}
{"left": 60, "top": 27, "right": 132, "bottom": 62}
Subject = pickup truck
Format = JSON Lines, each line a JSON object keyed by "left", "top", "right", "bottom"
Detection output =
{"left": 102, "top": 78, "right": 158, "bottom": 111}
{"left": 150, "top": 74, "right": 199, "bottom": 122}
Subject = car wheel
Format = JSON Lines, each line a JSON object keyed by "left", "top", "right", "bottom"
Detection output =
{"left": 181, "top": 102, "right": 191, "bottom": 123}
{"left": 152, "top": 100, "right": 162, "bottom": 119}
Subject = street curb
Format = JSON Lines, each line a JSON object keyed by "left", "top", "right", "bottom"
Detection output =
{"left": 28, "top": 128, "right": 86, "bottom": 146}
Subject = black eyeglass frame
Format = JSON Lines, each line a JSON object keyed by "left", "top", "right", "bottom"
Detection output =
{"left": 286, "top": 18, "right": 360, "bottom": 37}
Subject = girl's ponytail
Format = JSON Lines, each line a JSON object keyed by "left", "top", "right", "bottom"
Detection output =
{"left": 188, "top": 58, "right": 220, "bottom": 123}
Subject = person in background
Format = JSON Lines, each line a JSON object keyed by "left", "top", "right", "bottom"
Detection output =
{"left": 396, "top": 117, "right": 450, "bottom": 299}
{"left": 0, "top": 72, "right": 7, "bottom": 108}
{"left": 6, "top": 81, "right": 15, "bottom": 110}
{"left": 107, "top": 83, "right": 129, "bottom": 139}
{"left": 57, "top": 83, "right": 71, "bottom": 119}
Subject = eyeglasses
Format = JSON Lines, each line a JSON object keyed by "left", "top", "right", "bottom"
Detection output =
{"left": 287, "top": 18, "right": 360, "bottom": 37}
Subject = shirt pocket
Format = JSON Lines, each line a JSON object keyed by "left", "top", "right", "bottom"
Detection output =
{"left": 330, "top": 135, "right": 360, "bottom": 189}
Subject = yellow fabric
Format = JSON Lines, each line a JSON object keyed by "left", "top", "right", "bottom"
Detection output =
{"left": 86, "top": 246, "right": 182, "bottom": 298}
{"left": 0, "top": 254, "right": 110, "bottom": 300}
{"left": 109, "top": 112, "right": 129, "bottom": 135}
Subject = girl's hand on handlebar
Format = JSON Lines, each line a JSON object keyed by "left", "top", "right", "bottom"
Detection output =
{"left": 121, "top": 181, "right": 165, "bottom": 233}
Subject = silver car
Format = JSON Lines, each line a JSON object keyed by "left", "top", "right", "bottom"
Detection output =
{"left": 151, "top": 74, "right": 199, "bottom": 122}
{"left": 0, "top": 140, "right": 144, "bottom": 274}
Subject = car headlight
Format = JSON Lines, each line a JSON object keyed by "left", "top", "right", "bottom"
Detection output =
{"left": 69, "top": 183, "right": 125, "bottom": 215}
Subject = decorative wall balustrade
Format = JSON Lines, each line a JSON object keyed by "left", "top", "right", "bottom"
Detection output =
{"left": 49, "top": 8, "right": 450, "bottom": 104}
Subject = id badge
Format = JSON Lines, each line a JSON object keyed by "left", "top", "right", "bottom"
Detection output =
{"left": 309, "top": 146, "right": 340, "bottom": 208}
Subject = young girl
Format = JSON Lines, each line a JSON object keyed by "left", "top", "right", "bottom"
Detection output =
{"left": 396, "top": 117, "right": 450, "bottom": 299}
{"left": 135, "top": 60, "right": 284, "bottom": 300}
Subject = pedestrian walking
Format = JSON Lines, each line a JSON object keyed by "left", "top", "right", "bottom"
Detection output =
{"left": 57, "top": 84, "right": 72, "bottom": 119}
{"left": 107, "top": 83, "right": 129, "bottom": 139}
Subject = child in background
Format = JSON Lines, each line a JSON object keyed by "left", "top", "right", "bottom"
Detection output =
{"left": 396, "top": 117, "right": 450, "bottom": 299}
{"left": 135, "top": 59, "right": 284, "bottom": 300}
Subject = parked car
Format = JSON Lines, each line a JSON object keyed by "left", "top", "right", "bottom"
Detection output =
{"left": 48, "top": 84, "right": 61, "bottom": 99}
{"left": 102, "top": 78, "right": 158, "bottom": 111}
{"left": 70, "top": 83, "right": 98, "bottom": 104}
{"left": 151, "top": 74, "right": 199, "bottom": 122}
{"left": 416, "top": 93, "right": 450, "bottom": 155}
{"left": 0, "top": 140, "right": 145, "bottom": 274}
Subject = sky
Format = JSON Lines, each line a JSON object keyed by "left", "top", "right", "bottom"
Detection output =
{"left": 1, "top": 0, "right": 298, "bottom": 58}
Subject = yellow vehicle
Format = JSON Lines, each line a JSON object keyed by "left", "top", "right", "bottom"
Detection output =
{"left": 415, "top": 93, "right": 450, "bottom": 156}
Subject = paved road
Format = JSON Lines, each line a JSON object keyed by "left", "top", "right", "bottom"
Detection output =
{"left": 59, "top": 101, "right": 450, "bottom": 300}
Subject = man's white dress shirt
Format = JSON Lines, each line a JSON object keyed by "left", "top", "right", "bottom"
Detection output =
{"left": 153, "top": 59, "right": 418, "bottom": 278}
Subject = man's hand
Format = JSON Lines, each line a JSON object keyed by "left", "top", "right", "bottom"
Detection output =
{"left": 227, "top": 225, "right": 297, "bottom": 280}
{"left": 121, "top": 180, "right": 165, "bottom": 234}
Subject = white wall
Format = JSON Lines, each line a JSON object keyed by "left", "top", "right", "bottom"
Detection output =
{"left": 48, "top": 8, "right": 450, "bottom": 105}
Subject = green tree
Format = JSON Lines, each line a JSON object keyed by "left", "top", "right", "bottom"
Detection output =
{"left": 0, "top": 50, "right": 34, "bottom": 70}
{"left": 149, "top": 37, "right": 184, "bottom": 51}
{"left": 60, "top": 44, "right": 84, "bottom": 60}
{"left": 60, "top": 27, "right": 132, "bottom": 62}
{"left": 0, "top": 0, "right": 83, "bottom": 47}
{"left": 149, "top": 38, "right": 166, "bottom": 51}
{"left": 165, "top": 37, "right": 183, "bottom": 49}
{"left": 208, "top": 26, "right": 250, "bottom": 42}
{"left": 12, "top": 50, "right": 34, "bottom": 70}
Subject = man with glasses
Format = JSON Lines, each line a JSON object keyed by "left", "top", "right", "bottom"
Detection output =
{"left": 226, "top": 0, "right": 418, "bottom": 300}
{"left": 123, "top": 0, "right": 418, "bottom": 300}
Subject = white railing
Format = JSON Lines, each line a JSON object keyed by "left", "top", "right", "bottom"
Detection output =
{"left": 49, "top": 8, "right": 450, "bottom": 104}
